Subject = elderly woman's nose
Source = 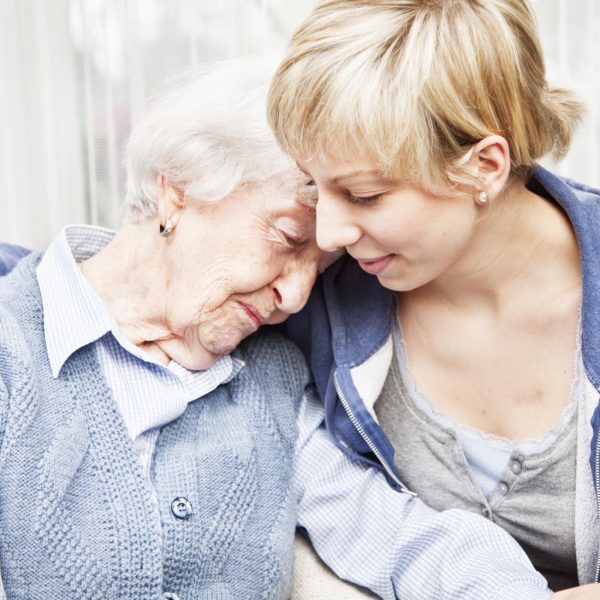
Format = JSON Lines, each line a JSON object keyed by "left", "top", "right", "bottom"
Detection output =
{"left": 315, "top": 193, "right": 361, "bottom": 252}
{"left": 273, "top": 262, "right": 317, "bottom": 314}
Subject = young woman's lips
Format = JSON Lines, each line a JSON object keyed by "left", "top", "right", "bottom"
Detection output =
{"left": 356, "top": 255, "right": 394, "bottom": 275}
{"left": 237, "top": 302, "right": 263, "bottom": 329}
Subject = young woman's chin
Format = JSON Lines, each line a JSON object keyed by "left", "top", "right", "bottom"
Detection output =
{"left": 375, "top": 266, "right": 436, "bottom": 293}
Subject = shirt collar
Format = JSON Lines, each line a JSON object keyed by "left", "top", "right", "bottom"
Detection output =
{"left": 37, "top": 225, "right": 117, "bottom": 377}
{"left": 37, "top": 224, "right": 245, "bottom": 385}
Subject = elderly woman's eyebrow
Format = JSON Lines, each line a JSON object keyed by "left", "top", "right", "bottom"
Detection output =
{"left": 295, "top": 162, "right": 311, "bottom": 177}
{"left": 296, "top": 188, "right": 318, "bottom": 210}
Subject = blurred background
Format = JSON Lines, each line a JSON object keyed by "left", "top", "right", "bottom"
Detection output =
{"left": 1, "top": 0, "right": 599, "bottom": 249}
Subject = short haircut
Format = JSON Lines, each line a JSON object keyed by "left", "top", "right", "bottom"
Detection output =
{"left": 123, "top": 57, "right": 292, "bottom": 223}
{"left": 267, "top": 0, "right": 585, "bottom": 193}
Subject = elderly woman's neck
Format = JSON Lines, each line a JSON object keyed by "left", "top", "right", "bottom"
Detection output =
{"left": 79, "top": 221, "right": 173, "bottom": 350}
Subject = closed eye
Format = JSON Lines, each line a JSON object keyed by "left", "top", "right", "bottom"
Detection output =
{"left": 347, "top": 193, "right": 382, "bottom": 206}
{"left": 275, "top": 228, "right": 306, "bottom": 249}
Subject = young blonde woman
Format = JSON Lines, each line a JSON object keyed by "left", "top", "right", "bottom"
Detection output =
{"left": 269, "top": 0, "right": 600, "bottom": 596}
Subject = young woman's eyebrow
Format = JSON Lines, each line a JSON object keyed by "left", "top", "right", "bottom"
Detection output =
{"left": 333, "top": 170, "right": 382, "bottom": 184}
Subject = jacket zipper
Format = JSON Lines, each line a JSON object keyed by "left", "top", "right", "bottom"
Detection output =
{"left": 595, "top": 433, "right": 600, "bottom": 582}
{"left": 334, "top": 372, "right": 416, "bottom": 496}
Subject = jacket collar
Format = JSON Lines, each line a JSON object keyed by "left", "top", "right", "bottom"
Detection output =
{"left": 321, "top": 256, "right": 394, "bottom": 416}
{"left": 531, "top": 165, "right": 600, "bottom": 391}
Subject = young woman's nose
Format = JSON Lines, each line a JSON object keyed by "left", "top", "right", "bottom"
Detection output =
{"left": 315, "top": 192, "right": 361, "bottom": 252}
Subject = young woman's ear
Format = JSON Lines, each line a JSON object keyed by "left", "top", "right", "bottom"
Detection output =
{"left": 471, "top": 135, "right": 511, "bottom": 202}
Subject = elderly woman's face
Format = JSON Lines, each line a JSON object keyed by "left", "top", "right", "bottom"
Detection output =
{"left": 157, "top": 171, "right": 337, "bottom": 370}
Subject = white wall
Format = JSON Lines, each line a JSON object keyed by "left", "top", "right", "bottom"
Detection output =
{"left": 534, "top": 0, "right": 600, "bottom": 185}
{"left": 0, "top": 0, "right": 86, "bottom": 249}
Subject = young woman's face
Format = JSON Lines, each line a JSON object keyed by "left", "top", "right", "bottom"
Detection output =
{"left": 299, "top": 155, "right": 481, "bottom": 292}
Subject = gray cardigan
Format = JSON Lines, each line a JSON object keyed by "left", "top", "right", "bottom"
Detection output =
{"left": 0, "top": 253, "right": 309, "bottom": 600}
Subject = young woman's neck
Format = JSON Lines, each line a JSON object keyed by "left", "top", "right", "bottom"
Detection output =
{"left": 412, "top": 181, "right": 581, "bottom": 314}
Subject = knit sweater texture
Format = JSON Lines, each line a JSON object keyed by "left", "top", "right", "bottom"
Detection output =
{"left": 0, "top": 252, "right": 309, "bottom": 600}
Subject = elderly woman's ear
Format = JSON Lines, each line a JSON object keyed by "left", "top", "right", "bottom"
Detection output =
{"left": 156, "top": 174, "right": 185, "bottom": 237}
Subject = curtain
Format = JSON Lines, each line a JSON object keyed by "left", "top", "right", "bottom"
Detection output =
{"left": 0, "top": 0, "right": 86, "bottom": 249}
{"left": 1, "top": 0, "right": 599, "bottom": 249}
{"left": 534, "top": 0, "right": 600, "bottom": 184}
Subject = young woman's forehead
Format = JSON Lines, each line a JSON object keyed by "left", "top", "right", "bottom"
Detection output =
{"left": 298, "top": 154, "right": 385, "bottom": 180}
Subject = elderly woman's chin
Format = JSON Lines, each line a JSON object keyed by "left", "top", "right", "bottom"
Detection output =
{"left": 162, "top": 322, "right": 253, "bottom": 371}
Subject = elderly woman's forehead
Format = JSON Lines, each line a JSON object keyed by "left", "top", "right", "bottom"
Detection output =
{"left": 252, "top": 170, "right": 317, "bottom": 206}
{"left": 269, "top": 166, "right": 310, "bottom": 186}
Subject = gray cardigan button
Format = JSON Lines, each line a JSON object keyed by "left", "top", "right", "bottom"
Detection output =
{"left": 509, "top": 459, "right": 523, "bottom": 474}
{"left": 171, "top": 497, "right": 193, "bottom": 519}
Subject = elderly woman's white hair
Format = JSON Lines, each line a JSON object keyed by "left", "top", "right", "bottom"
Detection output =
{"left": 123, "top": 57, "right": 293, "bottom": 223}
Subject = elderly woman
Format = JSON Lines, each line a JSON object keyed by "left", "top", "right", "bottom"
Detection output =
{"left": 0, "top": 58, "right": 555, "bottom": 600}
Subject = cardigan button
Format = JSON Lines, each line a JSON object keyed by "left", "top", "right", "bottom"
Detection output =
{"left": 170, "top": 497, "right": 193, "bottom": 519}
{"left": 509, "top": 459, "right": 522, "bottom": 474}
{"left": 163, "top": 593, "right": 181, "bottom": 600}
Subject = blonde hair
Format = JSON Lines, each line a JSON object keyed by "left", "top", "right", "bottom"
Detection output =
{"left": 268, "top": 0, "right": 584, "bottom": 193}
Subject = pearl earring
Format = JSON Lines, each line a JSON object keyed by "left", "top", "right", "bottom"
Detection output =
{"left": 476, "top": 191, "right": 489, "bottom": 205}
{"left": 159, "top": 217, "right": 175, "bottom": 237}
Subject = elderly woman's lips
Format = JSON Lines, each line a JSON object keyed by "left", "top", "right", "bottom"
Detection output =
{"left": 356, "top": 255, "right": 394, "bottom": 275}
{"left": 237, "top": 302, "right": 263, "bottom": 329}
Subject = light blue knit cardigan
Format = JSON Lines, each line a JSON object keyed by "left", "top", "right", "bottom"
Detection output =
{"left": 0, "top": 253, "right": 309, "bottom": 600}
